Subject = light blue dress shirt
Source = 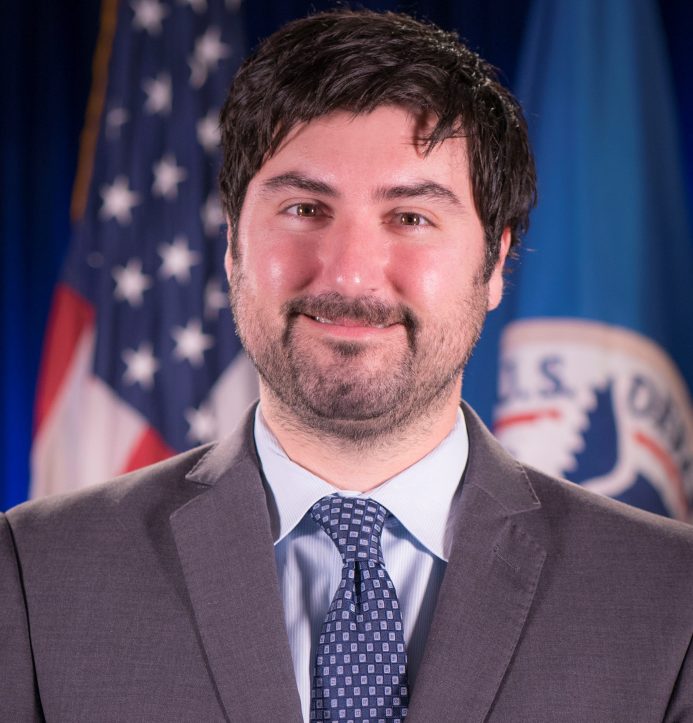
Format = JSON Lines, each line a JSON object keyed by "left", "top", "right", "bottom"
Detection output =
{"left": 253, "top": 405, "right": 469, "bottom": 722}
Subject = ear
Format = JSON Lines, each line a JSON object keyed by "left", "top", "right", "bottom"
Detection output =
{"left": 224, "top": 217, "right": 234, "bottom": 283}
{"left": 486, "top": 227, "right": 511, "bottom": 311}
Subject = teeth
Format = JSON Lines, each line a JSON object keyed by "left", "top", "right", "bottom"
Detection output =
{"left": 311, "top": 315, "right": 388, "bottom": 328}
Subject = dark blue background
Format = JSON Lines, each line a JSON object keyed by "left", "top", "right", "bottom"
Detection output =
{"left": 2, "top": 0, "right": 691, "bottom": 510}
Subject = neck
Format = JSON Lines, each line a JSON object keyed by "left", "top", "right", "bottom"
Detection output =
{"left": 258, "top": 383, "right": 462, "bottom": 492}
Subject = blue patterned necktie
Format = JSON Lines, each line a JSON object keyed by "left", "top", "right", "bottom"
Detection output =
{"left": 310, "top": 494, "right": 409, "bottom": 722}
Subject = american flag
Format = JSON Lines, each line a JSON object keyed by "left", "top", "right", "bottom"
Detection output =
{"left": 31, "top": 0, "right": 258, "bottom": 497}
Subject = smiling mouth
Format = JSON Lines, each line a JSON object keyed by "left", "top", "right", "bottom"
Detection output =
{"left": 310, "top": 315, "right": 390, "bottom": 329}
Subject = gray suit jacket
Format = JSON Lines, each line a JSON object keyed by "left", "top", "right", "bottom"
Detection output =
{"left": 2, "top": 403, "right": 692, "bottom": 722}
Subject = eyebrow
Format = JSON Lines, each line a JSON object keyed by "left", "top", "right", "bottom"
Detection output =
{"left": 260, "top": 172, "right": 339, "bottom": 198}
{"left": 374, "top": 181, "right": 463, "bottom": 208}
{"left": 259, "top": 173, "right": 463, "bottom": 209}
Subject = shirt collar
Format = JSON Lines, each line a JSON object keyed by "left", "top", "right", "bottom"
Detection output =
{"left": 253, "top": 405, "right": 468, "bottom": 562}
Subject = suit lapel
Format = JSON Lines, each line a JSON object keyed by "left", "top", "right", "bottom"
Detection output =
{"left": 170, "top": 411, "right": 302, "bottom": 723}
{"left": 168, "top": 401, "right": 547, "bottom": 721}
{"left": 407, "top": 404, "right": 547, "bottom": 723}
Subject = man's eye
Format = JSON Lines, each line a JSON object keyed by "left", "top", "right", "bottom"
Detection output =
{"left": 287, "top": 203, "right": 320, "bottom": 217}
{"left": 395, "top": 212, "right": 430, "bottom": 226}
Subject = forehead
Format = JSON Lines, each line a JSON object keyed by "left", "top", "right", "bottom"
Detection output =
{"left": 251, "top": 106, "right": 470, "bottom": 189}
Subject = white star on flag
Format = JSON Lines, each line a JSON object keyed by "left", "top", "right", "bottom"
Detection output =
{"left": 122, "top": 342, "right": 160, "bottom": 389}
{"left": 185, "top": 404, "right": 217, "bottom": 443}
{"left": 105, "top": 107, "right": 129, "bottom": 139}
{"left": 201, "top": 193, "right": 224, "bottom": 238}
{"left": 158, "top": 236, "right": 201, "bottom": 283}
{"left": 172, "top": 319, "right": 215, "bottom": 366}
{"left": 189, "top": 27, "right": 230, "bottom": 88}
{"left": 112, "top": 258, "right": 153, "bottom": 306}
{"left": 205, "top": 278, "right": 228, "bottom": 319}
{"left": 196, "top": 109, "right": 220, "bottom": 154}
{"left": 100, "top": 175, "right": 141, "bottom": 225}
{"left": 152, "top": 153, "right": 187, "bottom": 200}
{"left": 178, "top": 0, "right": 207, "bottom": 12}
{"left": 131, "top": 0, "right": 169, "bottom": 35}
{"left": 143, "top": 73, "right": 172, "bottom": 115}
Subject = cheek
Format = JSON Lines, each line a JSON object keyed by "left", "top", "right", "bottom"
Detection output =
{"left": 242, "top": 227, "right": 321, "bottom": 298}
{"left": 236, "top": 195, "right": 318, "bottom": 298}
{"left": 388, "top": 245, "right": 465, "bottom": 308}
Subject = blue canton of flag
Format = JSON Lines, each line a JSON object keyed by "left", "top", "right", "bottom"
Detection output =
{"left": 31, "top": 0, "right": 258, "bottom": 497}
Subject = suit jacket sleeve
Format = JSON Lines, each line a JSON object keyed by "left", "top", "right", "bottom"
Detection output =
{"left": 0, "top": 513, "right": 44, "bottom": 721}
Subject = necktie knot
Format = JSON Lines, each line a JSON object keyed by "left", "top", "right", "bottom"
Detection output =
{"left": 310, "top": 494, "right": 387, "bottom": 566}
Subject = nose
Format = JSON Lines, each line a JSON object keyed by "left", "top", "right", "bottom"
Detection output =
{"left": 318, "top": 219, "right": 389, "bottom": 296}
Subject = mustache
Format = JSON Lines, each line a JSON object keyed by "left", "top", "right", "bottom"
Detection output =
{"left": 281, "top": 292, "right": 419, "bottom": 346}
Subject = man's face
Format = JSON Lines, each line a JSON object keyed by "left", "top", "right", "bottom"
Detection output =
{"left": 227, "top": 106, "right": 508, "bottom": 441}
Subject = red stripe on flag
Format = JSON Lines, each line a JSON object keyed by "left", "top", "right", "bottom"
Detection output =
{"left": 122, "top": 427, "right": 176, "bottom": 473}
{"left": 34, "top": 284, "right": 95, "bottom": 435}
{"left": 493, "top": 408, "right": 562, "bottom": 433}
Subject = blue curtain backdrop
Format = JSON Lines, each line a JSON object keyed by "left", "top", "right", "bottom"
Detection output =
{"left": 2, "top": 0, "right": 692, "bottom": 510}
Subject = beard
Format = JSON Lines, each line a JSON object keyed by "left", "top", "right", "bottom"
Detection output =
{"left": 230, "top": 268, "right": 488, "bottom": 445}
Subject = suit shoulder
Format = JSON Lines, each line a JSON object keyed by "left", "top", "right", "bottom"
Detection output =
{"left": 524, "top": 463, "right": 693, "bottom": 562}
{"left": 5, "top": 444, "right": 215, "bottom": 539}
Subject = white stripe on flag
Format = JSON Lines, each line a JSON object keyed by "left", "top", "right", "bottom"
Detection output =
{"left": 31, "top": 326, "right": 147, "bottom": 498}
{"left": 209, "top": 350, "right": 260, "bottom": 438}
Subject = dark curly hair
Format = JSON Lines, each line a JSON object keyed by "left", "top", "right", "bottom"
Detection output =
{"left": 219, "top": 9, "right": 536, "bottom": 279}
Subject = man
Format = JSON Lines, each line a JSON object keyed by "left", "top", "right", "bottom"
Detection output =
{"left": 2, "top": 10, "right": 692, "bottom": 722}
